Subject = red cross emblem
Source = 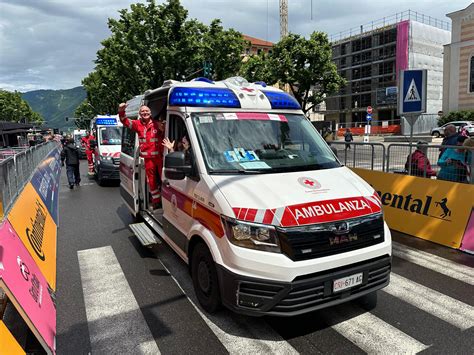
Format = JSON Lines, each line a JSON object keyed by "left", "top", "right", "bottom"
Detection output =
{"left": 304, "top": 179, "right": 314, "bottom": 186}
{"left": 297, "top": 177, "right": 321, "bottom": 189}
{"left": 241, "top": 87, "right": 254, "bottom": 92}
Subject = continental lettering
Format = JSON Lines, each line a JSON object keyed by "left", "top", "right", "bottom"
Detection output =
{"left": 25, "top": 199, "right": 46, "bottom": 261}
{"left": 294, "top": 199, "right": 371, "bottom": 221}
{"left": 376, "top": 190, "right": 432, "bottom": 216}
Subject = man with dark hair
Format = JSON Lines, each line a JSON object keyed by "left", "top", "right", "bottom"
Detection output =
{"left": 61, "top": 137, "right": 81, "bottom": 189}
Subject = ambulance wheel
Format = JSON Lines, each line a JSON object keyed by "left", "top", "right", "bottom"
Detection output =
{"left": 191, "top": 242, "right": 221, "bottom": 313}
{"left": 96, "top": 168, "right": 104, "bottom": 186}
{"left": 357, "top": 291, "right": 378, "bottom": 311}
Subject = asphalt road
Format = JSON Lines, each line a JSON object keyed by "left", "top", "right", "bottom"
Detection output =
{"left": 56, "top": 163, "right": 474, "bottom": 354}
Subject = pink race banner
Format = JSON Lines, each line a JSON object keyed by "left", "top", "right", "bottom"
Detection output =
{"left": 396, "top": 20, "right": 409, "bottom": 80}
{"left": 460, "top": 209, "right": 474, "bottom": 254}
{"left": 0, "top": 220, "right": 56, "bottom": 354}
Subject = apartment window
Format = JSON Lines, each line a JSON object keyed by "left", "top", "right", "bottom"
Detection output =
{"left": 361, "top": 65, "right": 372, "bottom": 78}
{"left": 470, "top": 56, "right": 474, "bottom": 93}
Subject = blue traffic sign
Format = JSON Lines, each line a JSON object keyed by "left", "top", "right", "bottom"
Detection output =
{"left": 398, "top": 69, "right": 427, "bottom": 115}
{"left": 366, "top": 113, "right": 372, "bottom": 121}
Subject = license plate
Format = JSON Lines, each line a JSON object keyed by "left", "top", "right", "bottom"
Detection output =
{"left": 333, "top": 273, "right": 363, "bottom": 293}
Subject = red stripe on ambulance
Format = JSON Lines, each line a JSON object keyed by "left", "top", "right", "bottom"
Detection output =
{"left": 232, "top": 196, "right": 381, "bottom": 227}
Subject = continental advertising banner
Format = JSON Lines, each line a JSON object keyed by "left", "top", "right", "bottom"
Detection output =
{"left": 29, "top": 146, "right": 61, "bottom": 225}
{"left": 7, "top": 183, "right": 57, "bottom": 290}
{"left": 0, "top": 220, "right": 56, "bottom": 354}
{"left": 352, "top": 168, "right": 474, "bottom": 248}
{"left": 0, "top": 321, "right": 25, "bottom": 355}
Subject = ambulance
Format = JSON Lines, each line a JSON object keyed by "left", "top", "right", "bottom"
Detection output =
{"left": 120, "top": 77, "right": 391, "bottom": 316}
{"left": 90, "top": 115, "right": 123, "bottom": 185}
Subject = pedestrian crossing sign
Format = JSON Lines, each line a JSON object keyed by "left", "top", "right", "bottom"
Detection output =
{"left": 398, "top": 69, "right": 427, "bottom": 115}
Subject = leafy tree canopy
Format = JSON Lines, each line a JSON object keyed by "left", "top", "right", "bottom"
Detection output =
{"left": 0, "top": 90, "right": 44, "bottom": 124}
{"left": 83, "top": 0, "right": 246, "bottom": 113}
{"left": 240, "top": 32, "right": 345, "bottom": 114}
{"left": 438, "top": 110, "right": 474, "bottom": 126}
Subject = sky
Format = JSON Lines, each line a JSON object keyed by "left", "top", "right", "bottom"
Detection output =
{"left": 0, "top": 0, "right": 470, "bottom": 92}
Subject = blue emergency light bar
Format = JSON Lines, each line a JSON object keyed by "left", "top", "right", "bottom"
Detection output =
{"left": 262, "top": 91, "right": 301, "bottom": 110}
{"left": 95, "top": 117, "right": 117, "bottom": 125}
{"left": 169, "top": 87, "right": 241, "bottom": 108}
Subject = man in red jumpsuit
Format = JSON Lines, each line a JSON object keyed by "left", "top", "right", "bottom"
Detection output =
{"left": 118, "top": 103, "right": 164, "bottom": 208}
{"left": 81, "top": 131, "right": 95, "bottom": 175}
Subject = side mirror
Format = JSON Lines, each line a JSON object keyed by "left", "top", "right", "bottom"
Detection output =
{"left": 164, "top": 151, "right": 192, "bottom": 180}
{"left": 89, "top": 139, "right": 97, "bottom": 148}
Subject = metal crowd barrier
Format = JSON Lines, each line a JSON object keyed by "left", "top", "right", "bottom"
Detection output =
{"left": 0, "top": 141, "right": 58, "bottom": 217}
{"left": 331, "top": 141, "right": 474, "bottom": 184}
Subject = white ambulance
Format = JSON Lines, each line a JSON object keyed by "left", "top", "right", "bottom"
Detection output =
{"left": 120, "top": 77, "right": 391, "bottom": 316}
{"left": 90, "top": 115, "right": 123, "bottom": 185}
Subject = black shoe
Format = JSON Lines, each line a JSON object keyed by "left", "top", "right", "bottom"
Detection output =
{"left": 75, "top": 182, "right": 80, "bottom": 186}
{"left": 69, "top": 184, "right": 74, "bottom": 189}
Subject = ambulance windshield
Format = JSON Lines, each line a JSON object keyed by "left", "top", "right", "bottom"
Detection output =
{"left": 99, "top": 127, "right": 122, "bottom": 145}
{"left": 192, "top": 113, "right": 340, "bottom": 174}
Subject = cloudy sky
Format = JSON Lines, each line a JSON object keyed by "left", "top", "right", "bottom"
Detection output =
{"left": 0, "top": 0, "right": 470, "bottom": 92}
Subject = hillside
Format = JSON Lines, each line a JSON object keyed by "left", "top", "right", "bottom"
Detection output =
{"left": 22, "top": 86, "right": 86, "bottom": 130}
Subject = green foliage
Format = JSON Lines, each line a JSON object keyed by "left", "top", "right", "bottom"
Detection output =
{"left": 73, "top": 100, "right": 97, "bottom": 129}
{"left": 239, "top": 32, "right": 346, "bottom": 114}
{"left": 82, "top": 0, "right": 245, "bottom": 113}
{"left": 0, "top": 90, "right": 45, "bottom": 124}
{"left": 438, "top": 111, "right": 474, "bottom": 126}
{"left": 22, "top": 86, "right": 86, "bottom": 129}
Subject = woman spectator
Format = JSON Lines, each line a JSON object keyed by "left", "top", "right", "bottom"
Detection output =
{"left": 437, "top": 136, "right": 469, "bottom": 182}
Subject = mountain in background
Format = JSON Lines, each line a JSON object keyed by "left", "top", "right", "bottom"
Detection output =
{"left": 22, "top": 86, "right": 86, "bottom": 130}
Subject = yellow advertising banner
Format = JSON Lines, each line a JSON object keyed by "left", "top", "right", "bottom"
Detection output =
{"left": 0, "top": 320, "right": 26, "bottom": 355}
{"left": 352, "top": 168, "right": 474, "bottom": 248}
{"left": 7, "top": 183, "right": 57, "bottom": 290}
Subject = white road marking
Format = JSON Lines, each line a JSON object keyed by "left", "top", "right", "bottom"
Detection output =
{"left": 330, "top": 306, "right": 429, "bottom": 354}
{"left": 78, "top": 246, "right": 160, "bottom": 354}
{"left": 386, "top": 273, "right": 474, "bottom": 330}
{"left": 393, "top": 242, "right": 474, "bottom": 285}
{"left": 158, "top": 260, "right": 299, "bottom": 355}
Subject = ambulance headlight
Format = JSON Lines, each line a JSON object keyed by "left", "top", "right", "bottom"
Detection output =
{"left": 99, "top": 155, "right": 112, "bottom": 161}
{"left": 222, "top": 217, "right": 281, "bottom": 253}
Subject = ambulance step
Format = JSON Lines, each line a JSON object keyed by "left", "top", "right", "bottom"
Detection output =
{"left": 129, "top": 222, "right": 161, "bottom": 247}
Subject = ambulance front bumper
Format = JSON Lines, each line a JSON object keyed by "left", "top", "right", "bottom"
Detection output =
{"left": 216, "top": 254, "right": 391, "bottom": 317}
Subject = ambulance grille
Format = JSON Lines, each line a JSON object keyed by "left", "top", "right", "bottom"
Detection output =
{"left": 278, "top": 214, "right": 384, "bottom": 261}
{"left": 272, "top": 258, "right": 391, "bottom": 313}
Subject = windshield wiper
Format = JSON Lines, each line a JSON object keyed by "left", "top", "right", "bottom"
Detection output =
{"left": 210, "top": 169, "right": 263, "bottom": 175}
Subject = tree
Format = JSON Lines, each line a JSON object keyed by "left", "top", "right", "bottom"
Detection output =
{"left": 0, "top": 90, "right": 44, "bottom": 124}
{"left": 82, "top": 0, "right": 245, "bottom": 113}
{"left": 73, "top": 99, "right": 97, "bottom": 129}
{"left": 240, "top": 32, "right": 345, "bottom": 115}
{"left": 438, "top": 110, "right": 474, "bottom": 126}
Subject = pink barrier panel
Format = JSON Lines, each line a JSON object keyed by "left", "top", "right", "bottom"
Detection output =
{"left": 0, "top": 220, "right": 56, "bottom": 354}
{"left": 460, "top": 209, "right": 474, "bottom": 254}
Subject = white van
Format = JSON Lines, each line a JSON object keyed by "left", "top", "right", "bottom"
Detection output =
{"left": 120, "top": 77, "right": 391, "bottom": 316}
{"left": 90, "top": 115, "right": 123, "bottom": 185}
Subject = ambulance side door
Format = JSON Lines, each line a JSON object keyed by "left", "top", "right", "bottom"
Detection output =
{"left": 162, "top": 113, "right": 197, "bottom": 251}
{"left": 120, "top": 126, "right": 140, "bottom": 215}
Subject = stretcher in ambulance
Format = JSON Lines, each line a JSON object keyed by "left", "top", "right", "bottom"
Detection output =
{"left": 120, "top": 77, "right": 391, "bottom": 316}
{"left": 90, "top": 115, "right": 123, "bottom": 185}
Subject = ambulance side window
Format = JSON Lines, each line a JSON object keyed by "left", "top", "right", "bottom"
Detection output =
{"left": 168, "top": 114, "right": 197, "bottom": 178}
{"left": 122, "top": 126, "right": 136, "bottom": 157}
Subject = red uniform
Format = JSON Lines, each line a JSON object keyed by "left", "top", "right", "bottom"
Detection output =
{"left": 121, "top": 116, "right": 164, "bottom": 204}
{"left": 81, "top": 134, "right": 95, "bottom": 173}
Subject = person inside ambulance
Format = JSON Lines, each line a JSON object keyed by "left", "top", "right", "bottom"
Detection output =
{"left": 118, "top": 103, "right": 165, "bottom": 209}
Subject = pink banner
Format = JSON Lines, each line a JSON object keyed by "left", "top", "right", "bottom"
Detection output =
{"left": 460, "top": 209, "right": 474, "bottom": 254}
{"left": 396, "top": 20, "right": 410, "bottom": 80}
{"left": 0, "top": 220, "right": 56, "bottom": 354}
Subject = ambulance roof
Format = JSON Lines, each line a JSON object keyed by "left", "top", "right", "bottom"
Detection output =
{"left": 143, "top": 76, "right": 302, "bottom": 112}
{"left": 92, "top": 115, "right": 122, "bottom": 127}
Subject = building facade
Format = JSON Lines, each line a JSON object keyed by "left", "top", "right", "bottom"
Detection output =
{"left": 324, "top": 11, "right": 450, "bottom": 127}
{"left": 443, "top": 3, "right": 474, "bottom": 112}
{"left": 242, "top": 35, "right": 273, "bottom": 56}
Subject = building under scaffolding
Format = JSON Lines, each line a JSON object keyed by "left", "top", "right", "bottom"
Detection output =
{"left": 323, "top": 10, "right": 451, "bottom": 127}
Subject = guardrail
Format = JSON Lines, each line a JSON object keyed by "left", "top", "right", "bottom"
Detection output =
{"left": 0, "top": 141, "right": 58, "bottom": 218}
{"left": 331, "top": 141, "right": 474, "bottom": 184}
